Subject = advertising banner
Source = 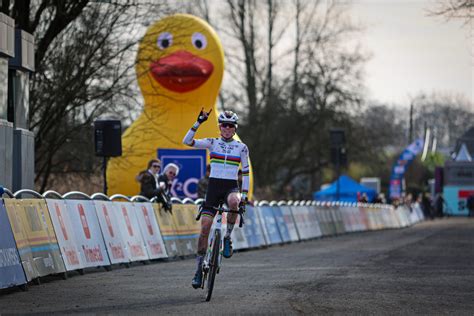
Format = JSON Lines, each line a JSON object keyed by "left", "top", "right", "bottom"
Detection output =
{"left": 321, "top": 208, "right": 336, "bottom": 236}
{"left": 271, "top": 206, "right": 291, "bottom": 243}
{"left": 331, "top": 208, "right": 346, "bottom": 235}
{"left": 340, "top": 207, "right": 354, "bottom": 232}
{"left": 257, "top": 206, "right": 282, "bottom": 245}
{"left": 64, "top": 200, "right": 110, "bottom": 268}
{"left": 4, "top": 199, "right": 66, "bottom": 279}
{"left": 133, "top": 202, "right": 167, "bottom": 259}
{"left": 113, "top": 201, "right": 149, "bottom": 262}
{"left": 291, "top": 206, "right": 314, "bottom": 240}
{"left": 279, "top": 206, "right": 300, "bottom": 242}
{"left": 241, "top": 205, "right": 266, "bottom": 248}
{"left": 171, "top": 204, "right": 200, "bottom": 256}
{"left": 230, "top": 213, "right": 249, "bottom": 250}
{"left": 0, "top": 200, "right": 27, "bottom": 289}
{"left": 93, "top": 200, "right": 130, "bottom": 264}
{"left": 152, "top": 204, "right": 179, "bottom": 257}
{"left": 389, "top": 138, "right": 424, "bottom": 199}
{"left": 444, "top": 186, "right": 474, "bottom": 216}
{"left": 304, "top": 206, "right": 323, "bottom": 239}
{"left": 158, "top": 149, "right": 207, "bottom": 199}
{"left": 3, "top": 199, "right": 37, "bottom": 281}
{"left": 46, "top": 199, "right": 85, "bottom": 271}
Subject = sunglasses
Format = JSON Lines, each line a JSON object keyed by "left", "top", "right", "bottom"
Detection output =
{"left": 167, "top": 171, "right": 176, "bottom": 176}
{"left": 152, "top": 165, "right": 161, "bottom": 168}
{"left": 221, "top": 123, "right": 236, "bottom": 129}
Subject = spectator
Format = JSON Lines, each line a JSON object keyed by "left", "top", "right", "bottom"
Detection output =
{"left": 359, "top": 193, "right": 368, "bottom": 203}
{"left": 467, "top": 194, "right": 474, "bottom": 217}
{"left": 373, "top": 193, "right": 386, "bottom": 204}
{"left": 421, "top": 192, "right": 434, "bottom": 219}
{"left": 197, "top": 164, "right": 211, "bottom": 199}
{"left": 159, "top": 163, "right": 179, "bottom": 197}
{"left": 156, "top": 163, "right": 179, "bottom": 212}
{"left": 434, "top": 192, "right": 445, "bottom": 217}
{"left": 136, "top": 159, "right": 162, "bottom": 199}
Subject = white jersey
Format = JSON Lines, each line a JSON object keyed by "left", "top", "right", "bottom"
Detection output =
{"left": 183, "top": 123, "right": 250, "bottom": 195}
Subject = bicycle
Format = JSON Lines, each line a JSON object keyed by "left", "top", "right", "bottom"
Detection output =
{"left": 195, "top": 202, "right": 245, "bottom": 301}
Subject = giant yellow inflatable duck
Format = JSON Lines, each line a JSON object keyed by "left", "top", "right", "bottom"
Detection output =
{"left": 107, "top": 14, "right": 253, "bottom": 198}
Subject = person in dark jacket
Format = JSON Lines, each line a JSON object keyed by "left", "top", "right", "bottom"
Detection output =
{"left": 467, "top": 194, "right": 474, "bottom": 217}
{"left": 137, "top": 159, "right": 162, "bottom": 199}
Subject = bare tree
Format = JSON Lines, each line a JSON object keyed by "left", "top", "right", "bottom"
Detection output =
{"left": 430, "top": 0, "right": 474, "bottom": 24}
{"left": 1, "top": 1, "right": 170, "bottom": 192}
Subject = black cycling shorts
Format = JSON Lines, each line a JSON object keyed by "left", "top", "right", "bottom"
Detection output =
{"left": 201, "top": 178, "right": 240, "bottom": 217}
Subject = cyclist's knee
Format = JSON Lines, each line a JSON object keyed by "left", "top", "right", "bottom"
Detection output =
{"left": 227, "top": 193, "right": 240, "bottom": 210}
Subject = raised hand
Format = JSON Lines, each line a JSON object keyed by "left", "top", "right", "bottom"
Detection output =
{"left": 197, "top": 108, "right": 212, "bottom": 124}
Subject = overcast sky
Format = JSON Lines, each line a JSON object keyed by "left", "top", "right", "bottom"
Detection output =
{"left": 349, "top": 0, "right": 472, "bottom": 108}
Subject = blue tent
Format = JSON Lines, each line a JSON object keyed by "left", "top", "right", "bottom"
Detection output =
{"left": 313, "top": 175, "right": 377, "bottom": 202}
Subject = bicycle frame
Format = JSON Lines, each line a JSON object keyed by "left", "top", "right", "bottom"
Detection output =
{"left": 202, "top": 210, "right": 223, "bottom": 279}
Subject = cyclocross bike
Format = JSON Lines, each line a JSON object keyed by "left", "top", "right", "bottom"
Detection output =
{"left": 196, "top": 202, "right": 245, "bottom": 301}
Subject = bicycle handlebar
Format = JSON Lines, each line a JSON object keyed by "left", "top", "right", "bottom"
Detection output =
{"left": 196, "top": 205, "right": 245, "bottom": 228}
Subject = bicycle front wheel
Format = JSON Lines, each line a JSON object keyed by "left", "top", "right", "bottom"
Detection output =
{"left": 206, "top": 230, "right": 221, "bottom": 302}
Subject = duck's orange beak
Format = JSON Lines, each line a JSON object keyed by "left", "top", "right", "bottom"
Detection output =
{"left": 150, "top": 50, "right": 214, "bottom": 93}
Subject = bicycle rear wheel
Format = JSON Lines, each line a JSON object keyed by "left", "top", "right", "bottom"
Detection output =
{"left": 206, "top": 230, "right": 221, "bottom": 301}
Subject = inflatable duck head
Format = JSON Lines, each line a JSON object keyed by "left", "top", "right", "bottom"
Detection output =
{"left": 136, "top": 14, "right": 224, "bottom": 119}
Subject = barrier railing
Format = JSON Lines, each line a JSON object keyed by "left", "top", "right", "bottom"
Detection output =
{"left": 0, "top": 188, "right": 424, "bottom": 292}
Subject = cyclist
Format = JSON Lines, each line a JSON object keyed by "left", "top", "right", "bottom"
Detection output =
{"left": 183, "top": 109, "right": 250, "bottom": 289}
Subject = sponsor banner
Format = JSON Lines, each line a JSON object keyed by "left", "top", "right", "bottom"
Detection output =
{"left": 230, "top": 213, "right": 249, "bottom": 250}
{"left": 46, "top": 199, "right": 85, "bottom": 271}
{"left": 340, "top": 207, "right": 354, "bottom": 232}
{"left": 331, "top": 207, "right": 346, "bottom": 235}
{"left": 413, "top": 203, "right": 425, "bottom": 221}
{"left": 64, "top": 200, "right": 110, "bottom": 268}
{"left": 444, "top": 186, "right": 474, "bottom": 216}
{"left": 0, "top": 200, "right": 27, "bottom": 289}
{"left": 322, "top": 208, "right": 337, "bottom": 236}
{"left": 241, "top": 205, "right": 266, "bottom": 248}
{"left": 389, "top": 138, "right": 424, "bottom": 199}
{"left": 133, "top": 202, "right": 167, "bottom": 259}
{"left": 279, "top": 206, "right": 300, "bottom": 242}
{"left": 271, "top": 206, "right": 291, "bottom": 243}
{"left": 93, "top": 200, "right": 130, "bottom": 264}
{"left": 257, "top": 206, "right": 282, "bottom": 245}
{"left": 290, "top": 206, "right": 313, "bottom": 240}
{"left": 316, "top": 206, "right": 330, "bottom": 236}
{"left": 4, "top": 199, "right": 66, "bottom": 279}
{"left": 158, "top": 149, "right": 207, "bottom": 199}
{"left": 3, "top": 199, "right": 37, "bottom": 281}
{"left": 304, "top": 206, "right": 322, "bottom": 239}
{"left": 395, "top": 207, "right": 409, "bottom": 227}
{"left": 113, "top": 202, "right": 149, "bottom": 262}
{"left": 171, "top": 204, "right": 200, "bottom": 256}
{"left": 152, "top": 204, "right": 179, "bottom": 257}
{"left": 351, "top": 206, "right": 365, "bottom": 232}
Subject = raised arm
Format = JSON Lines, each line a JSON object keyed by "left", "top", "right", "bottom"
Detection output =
{"left": 183, "top": 108, "right": 213, "bottom": 149}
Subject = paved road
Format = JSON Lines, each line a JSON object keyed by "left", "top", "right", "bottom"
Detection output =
{"left": 1, "top": 218, "right": 473, "bottom": 315}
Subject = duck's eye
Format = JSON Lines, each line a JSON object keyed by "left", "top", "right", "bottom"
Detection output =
{"left": 192, "top": 32, "right": 207, "bottom": 50}
{"left": 157, "top": 32, "right": 173, "bottom": 49}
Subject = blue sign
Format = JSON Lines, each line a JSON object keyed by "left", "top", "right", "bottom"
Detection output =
{"left": 444, "top": 186, "right": 474, "bottom": 216}
{"left": 242, "top": 206, "right": 266, "bottom": 248}
{"left": 0, "top": 200, "right": 27, "bottom": 289}
{"left": 259, "top": 206, "right": 283, "bottom": 244}
{"left": 158, "top": 149, "right": 207, "bottom": 199}
{"left": 272, "top": 206, "right": 291, "bottom": 242}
